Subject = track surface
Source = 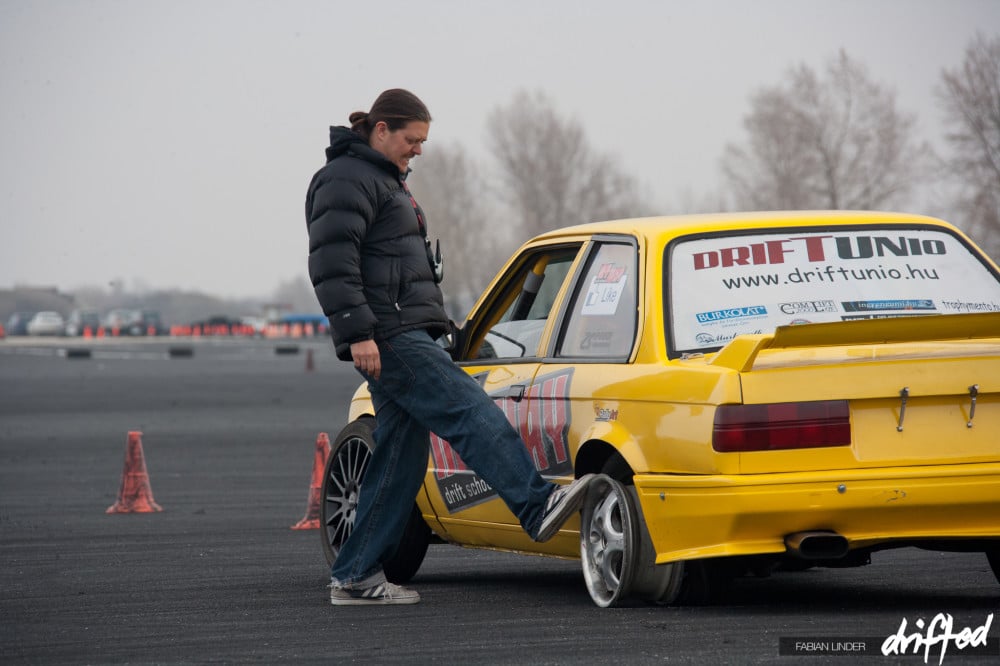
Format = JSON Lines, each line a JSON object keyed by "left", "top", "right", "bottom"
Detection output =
{"left": 1, "top": 337, "right": 998, "bottom": 664}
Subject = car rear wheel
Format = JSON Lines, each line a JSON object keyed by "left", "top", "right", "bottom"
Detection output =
{"left": 320, "top": 417, "right": 430, "bottom": 583}
{"left": 579, "top": 474, "right": 685, "bottom": 607}
{"left": 580, "top": 475, "right": 638, "bottom": 607}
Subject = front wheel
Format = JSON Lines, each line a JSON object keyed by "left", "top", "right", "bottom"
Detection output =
{"left": 320, "top": 417, "right": 430, "bottom": 583}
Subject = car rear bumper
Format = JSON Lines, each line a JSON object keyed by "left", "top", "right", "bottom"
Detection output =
{"left": 633, "top": 463, "right": 1000, "bottom": 564}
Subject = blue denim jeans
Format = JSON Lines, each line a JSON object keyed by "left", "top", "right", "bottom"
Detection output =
{"left": 330, "top": 328, "right": 556, "bottom": 586}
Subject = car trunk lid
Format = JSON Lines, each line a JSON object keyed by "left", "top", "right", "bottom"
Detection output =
{"left": 710, "top": 312, "right": 1000, "bottom": 471}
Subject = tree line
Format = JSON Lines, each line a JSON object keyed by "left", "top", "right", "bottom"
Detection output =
{"left": 408, "top": 33, "right": 1000, "bottom": 317}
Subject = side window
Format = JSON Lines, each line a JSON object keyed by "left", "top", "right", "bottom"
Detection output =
{"left": 556, "top": 242, "right": 637, "bottom": 359}
{"left": 467, "top": 249, "right": 579, "bottom": 360}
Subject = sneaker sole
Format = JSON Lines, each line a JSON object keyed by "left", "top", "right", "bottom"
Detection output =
{"left": 534, "top": 474, "right": 595, "bottom": 542}
{"left": 330, "top": 595, "right": 420, "bottom": 606}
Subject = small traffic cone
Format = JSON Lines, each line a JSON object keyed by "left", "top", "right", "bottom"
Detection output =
{"left": 106, "top": 431, "right": 163, "bottom": 513}
{"left": 305, "top": 348, "right": 315, "bottom": 372}
{"left": 291, "top": 433, "right": 330, "bottom": 529}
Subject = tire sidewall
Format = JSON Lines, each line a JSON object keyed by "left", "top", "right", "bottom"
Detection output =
{"left": 319, "top": 417, "right": 431, "bottom": 584}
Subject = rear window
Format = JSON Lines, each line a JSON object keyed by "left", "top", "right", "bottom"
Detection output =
{"left": 666, "top": 225, "right": 1000, "bottom": 356}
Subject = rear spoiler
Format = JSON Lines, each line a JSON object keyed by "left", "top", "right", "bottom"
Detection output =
{"left": 711, "top": 312, "right": 1000, "bottom": 372}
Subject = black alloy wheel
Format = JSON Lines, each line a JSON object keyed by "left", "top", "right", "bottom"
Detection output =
{"left": 320, "top": 417, "right": 430, "bottom": 583}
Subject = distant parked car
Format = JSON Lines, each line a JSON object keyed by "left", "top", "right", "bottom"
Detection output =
{"left": 26, "top": 311, "right": 65, "bottom": 336}
{"left": 240, "top": 316, "right": 267, "bottom": 337}
{"left": 103, "top": 309, "right": 137, "bottom": 334}
{"left": 127, "top": 310, "right": 167, "bottom": 336}
{"left": 190, "top": 315, "right": 242, "bottom": 335}
{"left": 64, "top": 310, "right": 102, "bottom": 336}
{"left": 5, "top": 312, "right": 35, "bottom": 336}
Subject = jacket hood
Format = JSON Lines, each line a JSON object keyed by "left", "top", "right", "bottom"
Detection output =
{"left": 325, "top": 126, "right": 402, "bottom": 178}
{"left": 326, "top": 126, "right": 364, "bottom": 160}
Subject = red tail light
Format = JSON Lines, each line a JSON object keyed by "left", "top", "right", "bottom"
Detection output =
{"left": 712, "top": 400, "right": 851, "bottom": 452}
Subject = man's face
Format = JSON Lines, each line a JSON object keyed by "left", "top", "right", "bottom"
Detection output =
{"left": 371, "top": 120, "right": 429, "bottom": 173}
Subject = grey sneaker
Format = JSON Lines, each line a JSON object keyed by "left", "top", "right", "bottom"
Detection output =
{"left": 534, "top": 473, "right": 596, "bottom": 542}
{"left": 329, "top": 580, "right": 420, "bottom": 605}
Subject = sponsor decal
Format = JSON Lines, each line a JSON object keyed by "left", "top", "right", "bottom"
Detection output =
{"left": 779, "top": 300, "right": 837, "bottom": 314}
{"left": 595, "top": 406, "right": 618, "bottom": 422}
{"left": 692, "top": 234, "right": 947, "bottom": 271}
{"left": 430, "top": 369, "right": 574, "bottom": 513}
{"left": 720, "top": 264, "right": 943, "bottom": 289}
{"left": 696, "top": 305, "right": 767, "bottom": 324}
{"left": 672, "top": 228, "right": 1000, "bottom": 353}
{"left": 841, "top": 314, "right": 932, "bottom": 320}
{"left": 841, "top": 299, "right": 935, "bottom": 312}
{"left": 579, "top": 330, "right": 615, "bottom": 350}
{"left": 695, "top": 329, "right": 764, "bottom": 346}
{"left": 941, "top": 300, "right": 1000, "bottom": 313}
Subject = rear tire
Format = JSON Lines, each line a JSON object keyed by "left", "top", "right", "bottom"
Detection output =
{"left": 583, "top": 454, "right": 739, "bottom": 606}
{"left": 320, "top": 417, "right": 430, "bottom": 584}
{"left": 579, "top": 472, "right": 685, "bottom": 607}
{"left": 580, "top": 475, "right": 640, "bottom": 607}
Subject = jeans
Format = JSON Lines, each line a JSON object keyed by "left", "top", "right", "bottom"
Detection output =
{"left": 330, "top": 328, "right": 556, "bottom": 586}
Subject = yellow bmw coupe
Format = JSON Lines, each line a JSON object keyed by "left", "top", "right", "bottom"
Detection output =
{"left": 322, "top": 211, "right": 1000, "bottom": 607}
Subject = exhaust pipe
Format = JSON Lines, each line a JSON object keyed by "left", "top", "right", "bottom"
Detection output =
{"left": 784, "top": 530, "right": 849, "bottom": 560}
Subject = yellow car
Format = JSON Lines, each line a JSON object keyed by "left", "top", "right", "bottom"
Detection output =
{"left": 321, "top": 211, "right": 1000, "bottom": 607}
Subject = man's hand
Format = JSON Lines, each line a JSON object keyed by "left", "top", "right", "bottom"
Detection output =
{"left": 350, "top": 339, "right": 381, "bottom": 380}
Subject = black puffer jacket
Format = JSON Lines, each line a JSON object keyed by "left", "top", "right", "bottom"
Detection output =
{"left": 305, "top": 126, "right": 448, "bottom": 360}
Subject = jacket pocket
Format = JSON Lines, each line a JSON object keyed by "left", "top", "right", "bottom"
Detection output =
{"left": 386, "top": 256, "right": 402, "bottom": 309}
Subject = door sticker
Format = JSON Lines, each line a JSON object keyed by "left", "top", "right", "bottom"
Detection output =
{"left": 429, "top": 369, "right": 574, "bottom": 513}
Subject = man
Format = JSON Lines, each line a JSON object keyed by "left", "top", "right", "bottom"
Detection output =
{"left": 305, "top": 89, "right": 594, "bottom": 605}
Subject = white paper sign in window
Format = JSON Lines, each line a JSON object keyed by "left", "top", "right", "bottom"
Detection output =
{"left": 668, "top": 227, "right": 1000, "bottom": 353}
{"left": 582, "top": 265, "right": 628, "bottom": 316}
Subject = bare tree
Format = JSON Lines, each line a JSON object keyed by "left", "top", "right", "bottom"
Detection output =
{"left": 938, "top": 33, "right": 1000, "bottom": 260}
{"left": 408, "top": 143, "right": 505, "bottom": 318}
{"left": 723, "top": 50, "right": 933, "bottom": 212}
{"left": 487, "top": 90, "right": 650, "bottom": 238}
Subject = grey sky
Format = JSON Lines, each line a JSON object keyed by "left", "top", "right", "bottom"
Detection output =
{"left": 1, "top": 0, "right": 997, "bottom": 299}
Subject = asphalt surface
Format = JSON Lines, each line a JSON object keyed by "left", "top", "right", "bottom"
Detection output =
{"left": 1, "top": 336, "right": 998, "bottom": 665}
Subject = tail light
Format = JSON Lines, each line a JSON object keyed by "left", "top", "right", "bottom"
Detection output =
{"left": 713, "top": 400, "right": 851, "bottom": 452}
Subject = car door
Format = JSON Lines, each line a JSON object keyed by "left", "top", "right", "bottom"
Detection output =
{"left": 541, "top": 236, "right": 643, "bottom": 481}
{"left": 422, "top": 242, "right": 585, "bottom": 541}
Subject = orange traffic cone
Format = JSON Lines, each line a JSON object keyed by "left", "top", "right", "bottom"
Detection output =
{"left": 106, "top": 431, "right": 163, "bottom": 513}
{"left": 291, "top": 433, "right": 330, "bottom": 529}
{"left": 305, "top": 348, "right": 315, "bottom": 372}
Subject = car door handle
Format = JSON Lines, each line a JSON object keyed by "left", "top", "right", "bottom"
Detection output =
{"left": 502, "top": 385, "right": 526, "bottom": 402}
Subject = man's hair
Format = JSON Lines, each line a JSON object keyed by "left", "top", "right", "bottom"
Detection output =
{"left": 349, "top": 89, "right": 432, "bottom": 140}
